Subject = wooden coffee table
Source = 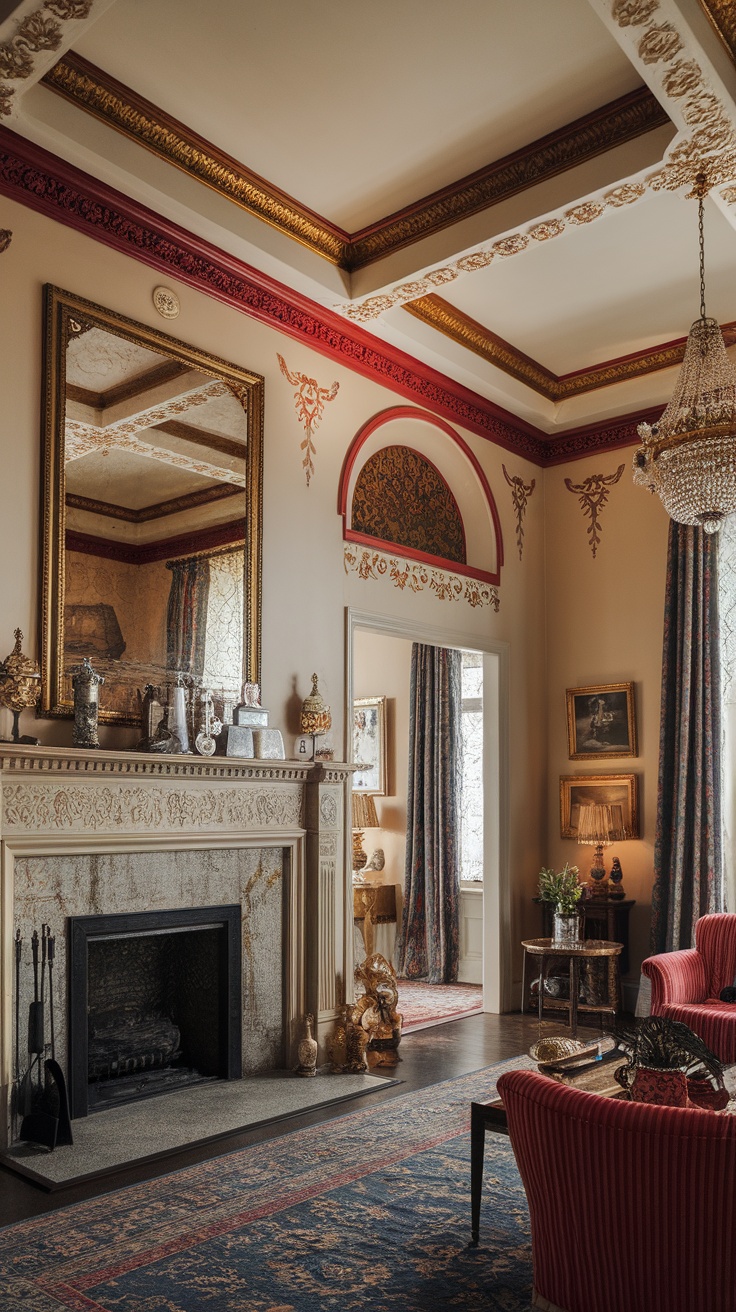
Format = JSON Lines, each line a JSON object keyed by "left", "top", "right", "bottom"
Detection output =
{"left": 470, "top": 1052, "right": 627, "bottom": 1245}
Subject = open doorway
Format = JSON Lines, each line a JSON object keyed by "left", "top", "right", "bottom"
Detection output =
{"left": 348, "top": 611, "right": 507, "bottom": 1029}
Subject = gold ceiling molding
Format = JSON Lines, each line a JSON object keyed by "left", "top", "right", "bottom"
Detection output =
{"left": 698, "top": 1, "right": 736, "bottom": 65}
{"left": 42, "top": 53, "right": 349, "bottom": 266}
{"left": 404, "top": 294, "right": 736, "bottom": 400}
{"left": 41, "top": 55, "right": 668, "bottom": 274}
{"left": 66, "top": 483, "right": 241, "bottom": 524}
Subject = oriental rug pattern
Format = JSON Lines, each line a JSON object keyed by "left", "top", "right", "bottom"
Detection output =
{"left": 0, "top": 1059, "right": 534, "bottom": 1312}
{"left": 398, "top": 980, "right": 484, "bottom": 1032}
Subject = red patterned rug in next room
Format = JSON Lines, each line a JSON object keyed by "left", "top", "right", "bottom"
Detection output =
{"left": 397, "top": 981, "right": 483, "bottom": 1032}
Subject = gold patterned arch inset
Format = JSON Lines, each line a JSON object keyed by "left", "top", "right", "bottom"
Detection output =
{"left": 351, "top": 446, "right": 466, "bottom": 564}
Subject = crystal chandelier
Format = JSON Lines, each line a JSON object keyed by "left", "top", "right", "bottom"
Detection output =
{"left": 633, "top": 175, "right": 736, "bottom": 534}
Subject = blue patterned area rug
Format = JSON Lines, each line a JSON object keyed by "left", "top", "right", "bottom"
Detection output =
{"left": 0, "top": 1057, "right": 535, "bottom": 1312}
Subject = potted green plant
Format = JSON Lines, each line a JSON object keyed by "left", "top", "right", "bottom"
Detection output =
{"left": 538, "top": 863, "right": 583, "bottom": 941}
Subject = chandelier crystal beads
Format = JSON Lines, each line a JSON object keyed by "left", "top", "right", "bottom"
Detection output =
{"left": 633, "top": 179, "right": 736, "bottom": 534}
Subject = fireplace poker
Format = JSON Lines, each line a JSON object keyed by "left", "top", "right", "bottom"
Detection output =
{"left": 13, "top": 929, "right": 21, "bottom": 1119}
{"left": 28, "top": 928, "right": 44, "bottom": 1097}
{"left": 47, "top": 928, "right": 56, "bottom": 1059}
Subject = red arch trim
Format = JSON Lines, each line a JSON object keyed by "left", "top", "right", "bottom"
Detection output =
{"left": 338, "top": 406, "right": 504, "bottom": 586}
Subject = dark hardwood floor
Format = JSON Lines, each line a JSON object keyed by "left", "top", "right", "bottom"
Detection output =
{"left": 0, "top": 1011, "right": 590, "bottom": 1228}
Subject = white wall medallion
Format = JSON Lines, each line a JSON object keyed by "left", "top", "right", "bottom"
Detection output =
{"left": 152, "top": 285, "right": 180, "bottom": 319}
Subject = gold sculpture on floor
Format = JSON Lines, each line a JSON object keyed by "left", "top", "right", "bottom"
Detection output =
{"left": 353, "top": 953, "right": 403, "bottom": 1069}
{"left": 327, "top": 1003, "right": 369, "bottom": 1073}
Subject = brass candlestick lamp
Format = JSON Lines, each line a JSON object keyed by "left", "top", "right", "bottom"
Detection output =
{"left": 577, "top": 803, "right": 628, "bottom": 897}
{"left": 352, "top": 792, "right": 380, "bottom": 881}
{"left": 0, "top": 629, "right": 41, "bottom": 744}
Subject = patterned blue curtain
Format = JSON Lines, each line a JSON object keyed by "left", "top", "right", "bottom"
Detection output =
{"left": 650, "top": 522, "right": 723, "bottom": 953}
{"left": 395, "top": 643, "right": 461, "bottom": 983}
{"left": 166, "top": 556, "right": 210, "bottom": 681}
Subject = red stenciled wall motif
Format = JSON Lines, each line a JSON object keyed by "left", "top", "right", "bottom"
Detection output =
{"left": 351, "top": 445, "right": 466, "bottom": 564}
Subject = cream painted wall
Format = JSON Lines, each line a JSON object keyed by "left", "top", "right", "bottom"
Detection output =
{"left": 543, "top": 454, "right": 670, "bottom": 990}
{"left": 0, "top": 194, "right": 549, "bottom": 1007}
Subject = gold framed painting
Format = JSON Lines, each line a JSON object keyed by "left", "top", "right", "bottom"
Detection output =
{"left": 352, "top": 696, "right": 387, "bottom": 795}
{"left": 560, "top": 774, "right": 639, "bottom": 840}
{"left": 566, "top": 682, "right": 636, "bottom": 760}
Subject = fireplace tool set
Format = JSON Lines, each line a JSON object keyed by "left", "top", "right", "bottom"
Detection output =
{"left": 13, "top": 924, "right": 72, "bottom": 1151}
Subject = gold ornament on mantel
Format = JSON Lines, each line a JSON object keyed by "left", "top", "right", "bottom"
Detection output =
{"left": 299, "top": 673, "right": 332, "bottom": 755}
{"left": 0, "top": 629, "right": 41, "bottom": 744}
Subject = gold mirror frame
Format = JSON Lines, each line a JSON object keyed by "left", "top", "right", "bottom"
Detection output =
{"left": 40, "top": 285, "right": 263, "bottom": 724}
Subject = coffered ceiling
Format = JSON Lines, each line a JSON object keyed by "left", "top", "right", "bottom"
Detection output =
{"left": 4, "top": 0, "right": 736, "bottom": 447}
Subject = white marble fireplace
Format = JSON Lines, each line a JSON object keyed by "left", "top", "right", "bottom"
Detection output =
{"left": 0, "top": 747, "right": 351, "bottom": 1148}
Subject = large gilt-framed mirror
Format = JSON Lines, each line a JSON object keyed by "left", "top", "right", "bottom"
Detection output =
{"left": 40, "top": 286, "right": 263, "bottom": 726}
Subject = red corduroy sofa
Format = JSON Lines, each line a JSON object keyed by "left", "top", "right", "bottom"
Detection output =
{"left": 497, "top": 1068, "right": 736, "bottom": 1312}
{"left": 641, "top": 913, "right": 736, "bottom": 1063}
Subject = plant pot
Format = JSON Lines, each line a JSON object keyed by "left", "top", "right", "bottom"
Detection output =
{"left": 552, "top": 913, "right": 580, "bottom": 943}
{"left": 616, "top": 1063, "right": 689, "bottom": 1106}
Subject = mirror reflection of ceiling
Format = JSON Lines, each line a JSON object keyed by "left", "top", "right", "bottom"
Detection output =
{"left": 9, "top": 0, "right": 736, "bottom": 437}
{"left": 64, "top": 326, "right": 247, "bottom": 548}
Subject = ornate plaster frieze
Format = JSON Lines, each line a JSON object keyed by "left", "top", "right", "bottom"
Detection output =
{"left": 340, "top": 1, "right": 736, "bottom": 326}
{"left": 564, "top": 463, "right": 625, "bottom": 558}
{"left": 0, "top": 748, "right": 337, "bottom": 837}
{"left": 502, "top": 466, "right": 536, "bottom": 561}
{"left": 0, "top": 0, "right": 100, "bottom": 119}
{"left": 41, "top": 54, "right": 666, "bottom": 272}
{"left": 344, "top": 543, "right": 500, "bottom": 610}
{"left": 405, "top": 294, "right": 736, "bottom": 400}
{"left": 277, "top": 353, "right": 340, "bottom": 486}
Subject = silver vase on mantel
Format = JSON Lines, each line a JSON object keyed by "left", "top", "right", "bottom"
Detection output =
{"left": 71, "top": 657, "right": 105, "bottom": 749}
{"left": 168, "top": 674, "right": 191, "bottom": 753}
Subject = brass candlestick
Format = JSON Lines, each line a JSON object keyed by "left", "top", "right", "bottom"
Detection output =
{"left": 0, "top": 629, "right": 41, "bottom": 744}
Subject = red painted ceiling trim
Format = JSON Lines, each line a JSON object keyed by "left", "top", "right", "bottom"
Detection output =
{"left": 542, "top": 406, "right": 664, "bottom": 466}
{"left": 0, "top": 126, "right": 546, "bottom": 463}
{"left": 338, "top": 406, "right": 503, "bottom": 582}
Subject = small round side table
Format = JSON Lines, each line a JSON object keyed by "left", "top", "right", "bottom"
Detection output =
{"left": 521, "top": 938, "right": 623, "bottom": 1037}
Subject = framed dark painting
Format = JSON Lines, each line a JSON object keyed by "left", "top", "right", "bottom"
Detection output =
{"left": 566, "top": 682, "right": 636, "bottom": 760}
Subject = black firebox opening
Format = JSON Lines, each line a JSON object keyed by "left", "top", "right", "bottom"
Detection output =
{"left": 68, "top": 905, "right": 242, "bottom": 1118}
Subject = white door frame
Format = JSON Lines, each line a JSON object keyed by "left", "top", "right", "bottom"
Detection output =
{"left": 345, "top": 607, "right": 511, "bottom": 1013}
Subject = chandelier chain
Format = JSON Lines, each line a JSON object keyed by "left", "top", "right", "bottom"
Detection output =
{"left": 699, "top": 195, "right": 706, "bottom": 323}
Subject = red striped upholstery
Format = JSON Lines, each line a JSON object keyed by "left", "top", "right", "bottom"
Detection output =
{"left": 642, "top": 914, "right": 736, "bottom": 1063}
{"left": 497, "top": 1069, "right": 736, "bottom": 1312}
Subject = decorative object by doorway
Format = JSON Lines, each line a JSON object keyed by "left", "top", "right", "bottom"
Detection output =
{"left": 633, "top": 172, "right": 736, "bottom": 534}
{"left": 351, "top": 792, "right": 380, "bottom": 878}
{"left": 299, "top": 673, "right": 331, "bottom": 758}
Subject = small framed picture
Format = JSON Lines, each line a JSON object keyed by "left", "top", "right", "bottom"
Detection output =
{"left": 353, "top": 696, "right": 387, "bottom": 795}
{"left": 566, "top": 682, "right": 636, "bottom": 760}
{"left": 293, "top": 734, "right": 314, "bottom": 761}
{"left": 560, "top": 773, "right": 639, "bottom": 840}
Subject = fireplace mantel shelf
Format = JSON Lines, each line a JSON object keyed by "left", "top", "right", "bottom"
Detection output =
{"left": 0, "top": 744, "right": 353, "bottom": 782}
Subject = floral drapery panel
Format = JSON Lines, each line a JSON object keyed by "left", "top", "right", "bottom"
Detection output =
{"left": 394, "top": 643, "right": 461, "bottom": 983}
{"left": 166, "top": 556, "right": 211, "bottom": 682}
{"left": 650, "top": 522, "right": 723, "bottom": 954}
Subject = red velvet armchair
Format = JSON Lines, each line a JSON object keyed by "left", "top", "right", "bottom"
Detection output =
{"left": 641, "top": 913, "right": 736, "bottom": 1063}
{"left": 497, "top": 1068, "right": 736, "bottom": 1312}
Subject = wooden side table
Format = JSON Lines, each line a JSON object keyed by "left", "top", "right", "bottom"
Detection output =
{"left": 353, "top": 883, "right": 397, "bottom": 957}
{"left": 521, "top": 938, "right": 623, "bottom": 1036}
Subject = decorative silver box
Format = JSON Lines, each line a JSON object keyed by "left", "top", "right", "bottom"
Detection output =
{"left": 253, "top": 728, "right": 285, "bottom": 760}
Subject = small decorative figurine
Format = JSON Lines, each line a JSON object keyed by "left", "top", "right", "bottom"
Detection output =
{"left": 194, "top": 686, "right": 222, "bottom": 756}
{"left": 0, "top": 629, "right": 41, "bottom": 744}
{"left": 296, "top": 1013, "right": 318, "bottom": 1077}
{"left": 71, "top": 657, "right": 104, "bottom": 748}
{"left": 137, "top": 684, "right": 164, "bottom": 751}
{"left": 609, "top": 856, "right": 625, "bottom": 899}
